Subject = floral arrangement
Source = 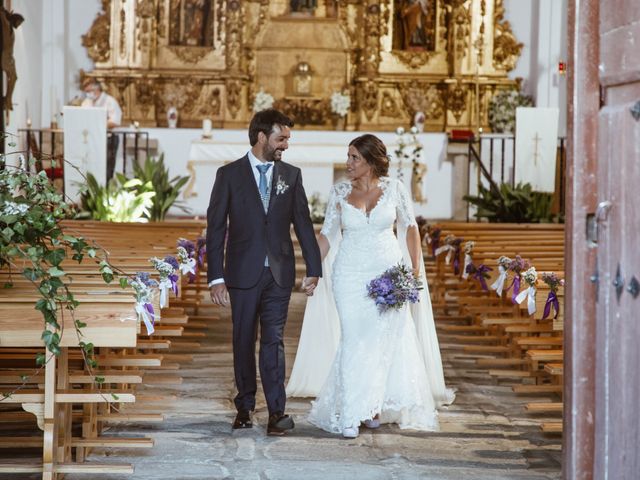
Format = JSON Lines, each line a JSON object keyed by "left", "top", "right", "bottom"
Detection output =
{"left": 506, "top": 255, "right": 530, "bottom": 302}
{"left": 515, "top": 266, "right": 538, "bottom": 315}
{"left": 177, "top": 238, "right": 197, "bottom": 283}
{"left": 129, "top": 272, "right": 159, "bottom": 335}
{"left": 465, "top": 263, "right": 493, "bottom": 291}
{"left": 394, "top": 126, "right": 423, "bottom": 182}
{"left": 253, "top": 88, "right": 274, "bottom": 113}
{"left": 540, "top": 272, "right": 564, "bottom": 320}
{"left": 330, "top": 91, "right": 350, "bottom": 117}
{"left": 308, "top": 193, "right": 327, "bottom": 224}
{"left": 150, "top": 256, "right": 179, "bottom": 309}
{"left": 488, "top": 89, "right": 534, "bottom": 133}
{"left": 461, "top": 241, "right": 475, "bottom": 279}
{"left": 490, "top": 255, "right": 512, "bottom": 296}
{"left": 426, "top": 226, "right": 442, "bottom": 257}
{"left": 367, "top": 263, "right": 422, "bottom": 313}
{"left": 415, "top": 216, "right": 429, "bottom": 245}
{"left": 196, "top": 236, "right": 206, "bottom": 268}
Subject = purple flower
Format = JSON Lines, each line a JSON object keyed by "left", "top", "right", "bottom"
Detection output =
{"left": 367, "top": 264, "right": 422, "bottom": 313}
{"left": 177, "top": 238, "right": 196, "bottom": 257}
{"left": 164, "top": 255, "right": 179, "bottom": 270}
{"left": 135, "top": 271, "right": 157, "bottom": 288}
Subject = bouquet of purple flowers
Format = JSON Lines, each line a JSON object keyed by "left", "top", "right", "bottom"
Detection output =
{"left": 367, "top": 264, "right": 422, "bottom": 313}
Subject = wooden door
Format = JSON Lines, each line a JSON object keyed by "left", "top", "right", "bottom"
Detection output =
{"left": 566, "top": 1, "right": 640, "bottom": 478}
{"left": 594, "top": 3, "right": 640, "bottom": 478}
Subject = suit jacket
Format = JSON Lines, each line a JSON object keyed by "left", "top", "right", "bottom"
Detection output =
{"left": 206, "top": 155, "right": 322, "bottom": 289}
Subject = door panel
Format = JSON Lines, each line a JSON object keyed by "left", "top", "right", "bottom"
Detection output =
{"left": 596, "top": 2, "right": 640, "bottom": 476}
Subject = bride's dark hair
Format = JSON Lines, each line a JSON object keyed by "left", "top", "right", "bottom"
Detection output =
{"left": 349, "top": 134, "right": 389, "bottom": 178}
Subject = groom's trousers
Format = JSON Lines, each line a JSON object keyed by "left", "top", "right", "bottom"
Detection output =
{"left": 228, "top": 267, "right": 292, "bottom": 415}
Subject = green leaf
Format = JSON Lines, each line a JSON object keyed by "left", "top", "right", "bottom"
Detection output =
{"left": 75, "top": 320, "right": 87, "bottom": 329}
{"left": 1, "top": 227, "right": 14, "bottom": 241}
{"left": 95, "top": 376, "right": 105, "bottom": 384}
{"left": 119, "top": 277, "right": 129, "bottom": 289}
{"left": 48, "top": 266, "right": 65, "bottom": 277}
{"left": 111, "top": 393, "right": 120, "bottom": 400}
{"left": 44, "top": 248, "right": 66, "bottom": 266}
{"left": 36, "top": 353, "right": 46, "bottom": 365}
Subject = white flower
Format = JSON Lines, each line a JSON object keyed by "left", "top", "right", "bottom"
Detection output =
{"left": 330, "top": 91, "right": 350, "bottom": 117}
{"left": 396, "top": 127, "right": 405, "bottom": 135}
{"left": 410, "top": 126, "right": 418, "bottom": 134}
{"left": 253, "top": 88, "right": 274, "bottom": 113}
{"left": 2, "top": 201, "right": 29, "bottom": 216}
{"left": 275, "top": 176, "right": 289, "bottom": 195}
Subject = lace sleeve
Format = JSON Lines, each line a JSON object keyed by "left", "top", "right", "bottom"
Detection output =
{"left": 395, "top": 179, "right": 418, "bottom": 230}
{"left": 320, "top": 184, "right": 343, "bottom": 239}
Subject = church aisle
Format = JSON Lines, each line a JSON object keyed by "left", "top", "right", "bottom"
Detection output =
{"left": 63, "top": 291, "right": 561, "bottom": 480}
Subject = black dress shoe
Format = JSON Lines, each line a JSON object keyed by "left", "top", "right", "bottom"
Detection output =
{"left": 267, "top": 413, "right": 294, "bottom": 436}
{"left": 233, "top": 410, "right": 252, "bottom": 429}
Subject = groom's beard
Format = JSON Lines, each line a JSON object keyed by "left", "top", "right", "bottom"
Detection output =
{"left": 263, "top": 144, "right": 284, "bottom": 162}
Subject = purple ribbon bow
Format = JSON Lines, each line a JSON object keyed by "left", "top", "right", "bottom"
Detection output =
{"left": 506, "top": 276, "right": 521, "bottom": 304}
{"left": 453, "top": 246, "right": 461, "bottom": 275}
{"left": 473, "top": 264, "right": 493, "bottom": 291}
{"left": 542, "top": 290, "right": 560, "bottom": 319}
{"left": 430, "top": 236, "right": 440, "bottom": 258}
{"left": 144, "top": 302, "right": 155, "bottom": 323}
{"left": 169, "top": 273, "right": 179, "bottom": 296}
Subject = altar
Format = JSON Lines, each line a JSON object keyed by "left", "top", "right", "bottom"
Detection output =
{"left": 183, "top": 130, "right": 451, "bottom": 218}
{"left": 119, "top": 128, "right": 452, "bottom": 218}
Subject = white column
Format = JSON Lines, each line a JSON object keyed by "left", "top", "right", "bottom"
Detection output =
{"left": 535, "top": 0, "right": 563, "bottom": 109}
{"left": 41, "top": 0, "right": 66, "bottom": 128}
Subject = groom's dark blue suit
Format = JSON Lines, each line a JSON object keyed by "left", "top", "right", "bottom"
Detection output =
{"left": 206, "top": 155, "right": 322, "bottom": 415}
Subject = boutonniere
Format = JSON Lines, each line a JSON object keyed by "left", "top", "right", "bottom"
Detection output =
{"left": 275, "top": 175, "right": 289, "bottom": 195}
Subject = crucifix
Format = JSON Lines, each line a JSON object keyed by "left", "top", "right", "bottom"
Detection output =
{"left": 531, "top": 132, "right": 542, "bottom": 167}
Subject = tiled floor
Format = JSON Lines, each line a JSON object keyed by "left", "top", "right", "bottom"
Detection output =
{"left": 63, "top": 291, "right": 562, "bottom": 480}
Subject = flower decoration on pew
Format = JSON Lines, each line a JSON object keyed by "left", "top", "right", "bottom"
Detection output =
{"left": 506, "top": 255, "right": 530, "bottom": 304}
{"left": 367, "top": 263, "right": 422, "bottom": 313}
{"left": 461, "top": 241, "right": 475, "bottom": 279}
{"left": 465, "top": 263, "right": 493, "bottom": 291}
{"left": 434, "top": 234, "right": 455, "bottom": 263}
{"left": 540, "top": 272, "right": 564, "bottom": 320}
{"left": 450, "top": 237, "right": 464, "bottom": 275}
{"left": 490, "top": 255, "right": 512, "bottom": 296}
{"left": 129, "top": 272, "right": 158, "bottom": 335}
{"left": 515, "top": 266, "right": 538, "bottom": 315}
{"left": 426, "top": 226, "right": 442, "bottom": 257}
{"left": 177, "top": 238, "right": 197, "bottom": 283}
{"left": 150, "top": 256, "right": 179, "bottom": 309}
{"left": 196, "top": 236, "right": 206, "bottom": 269}
{"left": 415, "top": 216, "right": 429, "bottom": 245}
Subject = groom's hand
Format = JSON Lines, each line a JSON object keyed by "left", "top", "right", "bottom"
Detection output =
{"left": 301, "top": 276, "right": 319, "bottom": 296}
{"left": 210, "top": 283, "right": 230, "bottom": 307}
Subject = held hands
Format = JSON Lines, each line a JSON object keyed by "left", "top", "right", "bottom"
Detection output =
{"left": 209, "top": 283, "right": 230, "bottom": 307}
{"left": 301, "top": 276, "right": 319, "bottom": 296}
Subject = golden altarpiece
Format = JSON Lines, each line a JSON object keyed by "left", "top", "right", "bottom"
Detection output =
{"left": 82, "top": 0, "right": 522, "bottom": 131}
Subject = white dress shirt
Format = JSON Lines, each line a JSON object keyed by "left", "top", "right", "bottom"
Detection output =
{"left": 81, "top": 92, "right": 122, "bottom": 127}
{"left": 208, "top": 151, "right": 273, "bottom": 287}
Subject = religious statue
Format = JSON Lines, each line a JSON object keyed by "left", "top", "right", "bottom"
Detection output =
{"left": 412, "top": 161, "right": 427, "bottom": 203}
{"left": 169, "top": 0, "right": 213, "bottom": 46}
{"left": 290, "top": 0, "right": 317, "bottom": 15}
{"left": 0, "top": 7, "right": 24, "bottom": 112}
{"left": 394, "top": 0, "right": 435, "bottom": 51}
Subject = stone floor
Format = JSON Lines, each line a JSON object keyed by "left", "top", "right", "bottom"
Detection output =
{"left": 51, "top": 291, "right": 560, "bottom": 479}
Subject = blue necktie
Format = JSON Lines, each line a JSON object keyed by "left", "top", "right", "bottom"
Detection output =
{"left": 256, "top": 163, "right": 272, "bottom": 212}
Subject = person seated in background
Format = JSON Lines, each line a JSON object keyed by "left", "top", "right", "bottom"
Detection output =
{"left": 81, "top": 79, "right": 122, "bottom": 180}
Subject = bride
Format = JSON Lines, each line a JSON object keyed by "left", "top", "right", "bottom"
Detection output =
{"left": 289, "top": 134, "right": 454, "bottom": 438}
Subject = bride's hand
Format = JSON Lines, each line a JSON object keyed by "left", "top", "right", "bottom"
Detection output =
{"left": 301, "top": 276, "right": 319, "bottom": 296}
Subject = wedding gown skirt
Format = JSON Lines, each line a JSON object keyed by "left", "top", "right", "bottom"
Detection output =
{"left": 307, "top": 187, "right": 442, "bottom": 433}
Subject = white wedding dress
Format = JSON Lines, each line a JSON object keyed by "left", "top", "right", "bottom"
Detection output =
{"left": 288, "top": 177, "right": 454, "bottom": 434}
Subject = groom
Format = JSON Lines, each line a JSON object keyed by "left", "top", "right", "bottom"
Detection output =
{"left": 206, "top": 108, "right": 322, "bottom": 436}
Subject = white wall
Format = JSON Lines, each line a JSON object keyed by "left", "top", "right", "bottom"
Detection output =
{"left": 504, "top": 0, "right": 567, "bottom": 136}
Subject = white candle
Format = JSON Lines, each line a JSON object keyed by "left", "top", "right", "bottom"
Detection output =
{"left": 202, "top": 118, "right": 212, "bottom": 138}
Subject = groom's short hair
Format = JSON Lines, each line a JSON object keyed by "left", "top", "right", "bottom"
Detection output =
{"left": 248, "top": 109, "right": 294, "bottom": 146}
